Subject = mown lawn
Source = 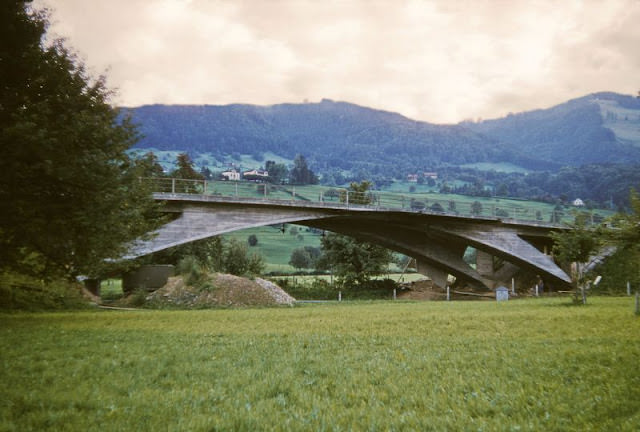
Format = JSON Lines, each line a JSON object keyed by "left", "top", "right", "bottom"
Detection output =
{"left": 1, "top": 298, "right": 639, "bottom": 431}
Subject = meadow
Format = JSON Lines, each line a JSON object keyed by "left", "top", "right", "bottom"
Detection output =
{"left": 1, "top": 297, "right": 638, "bottom": 431}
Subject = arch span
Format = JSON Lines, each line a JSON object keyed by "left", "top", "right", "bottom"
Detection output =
{"left": 127, "top": 193, "right": 571, "bottom": 289}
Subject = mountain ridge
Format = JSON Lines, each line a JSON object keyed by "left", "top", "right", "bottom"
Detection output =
{"left": 125, "top": 91, "right": 640, "bottom": 173}
{"left": 465, "top": 92, "right": 640, "bottom": 166}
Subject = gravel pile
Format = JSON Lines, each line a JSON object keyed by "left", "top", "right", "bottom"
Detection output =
{"left": 139, "top": 273, "right": 296, "bottom": 308}
{"left": 255, "top": 278, "right": 296, "bottom": 305}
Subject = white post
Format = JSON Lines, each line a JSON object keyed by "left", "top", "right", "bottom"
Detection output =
{"left": 393, "top": 288, "right": 396, "bottom": 300}
{"left": 338, "top": 291, "right": 342, "bottom": 302}
{"left": 535, "top": 284, "right": 539, "bottom": 297}
{"left": 446, "top": 285, "right": 450, "bottom": 301}
{"left": 234, "top": 181, "right": 238, "bottom": 197}
{"left": 511, "top": 278, "right": 515, "bottom": 295}
{"left": 346, "top": 191, "right": 349, "bottom": 207}
{"left": 171, "top": 178, "right": 176, "bottom": 193}
{"left": 627, "top": 281, "right": 631, "bottom": 296}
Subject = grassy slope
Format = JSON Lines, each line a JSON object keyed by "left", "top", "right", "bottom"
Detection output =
{"left": 224, "top": 225, "right": 323, "bottom": 273}
{"left": 599, "top": 99, "right": 640, "bottom": 146}
{"left": 1, "top": 298, "right": 638, "bottom": 431}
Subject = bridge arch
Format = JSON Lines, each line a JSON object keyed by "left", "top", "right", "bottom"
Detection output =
{"left": 127, "top": 193, "right": 571, "bottom": 290}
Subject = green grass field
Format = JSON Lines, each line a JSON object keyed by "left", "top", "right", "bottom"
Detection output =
{"left": 223, "top": 225, "right": 323, "bottom": 273}
{"left": 1, "top": 298, "right": 638, "bottom": 431}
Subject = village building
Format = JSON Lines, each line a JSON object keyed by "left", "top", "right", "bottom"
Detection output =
{"left": 221, "top": 168, "right": 240, "bottom": 181}
{"left": 243, "top": 169, "right": 269, "bottom": 178}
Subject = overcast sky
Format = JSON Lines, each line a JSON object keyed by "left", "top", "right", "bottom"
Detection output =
{"left": 35, "top": 0, "right": 640, "bottom": 124}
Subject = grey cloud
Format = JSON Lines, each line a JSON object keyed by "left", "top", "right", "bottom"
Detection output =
{"left": 36, "top": 0, "right": 640, "bottom": 123}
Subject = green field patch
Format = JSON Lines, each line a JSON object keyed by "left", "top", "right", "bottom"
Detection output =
{"left": 460, "top": 162, "right": 532, "bottom": 173}
{"left": 599, "top": 99, "right": 640, "bottom": 146}
{"left": 1, "top": 298, "right": 639, "bottom": 430}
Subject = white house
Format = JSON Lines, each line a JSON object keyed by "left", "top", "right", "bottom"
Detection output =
{"left": 221, "top": 168, "right": 240, "bottom": 181}
{"left": 572, "top": 198, "right": 585, "bottom": 207}
{"left": 243, "top": 169, "right": 269, "bottom": 178}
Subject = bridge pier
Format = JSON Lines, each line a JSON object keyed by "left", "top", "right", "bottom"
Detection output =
{"left": 416, "top": 261, "right": 450, "bottom": 289}
{"left": 475, "top": 250, "right": 521, "bottom": 289}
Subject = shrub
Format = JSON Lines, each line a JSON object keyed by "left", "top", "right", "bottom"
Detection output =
{"left": 177, "top": 256, "right": 206, "bottom": 286}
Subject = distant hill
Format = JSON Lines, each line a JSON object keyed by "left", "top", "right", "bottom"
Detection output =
{"left": 125, "top": 92, "right": 640, "bottom": 174}
{"left": 125, "top": 100, "right": 534, "bottom": 175}
{"left": 465, "top": 92, "right": 640, "bottom": 166}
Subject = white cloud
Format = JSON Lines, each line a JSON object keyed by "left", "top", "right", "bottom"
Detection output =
{"left": 37, "top": 0, "right": 640, "bottom": 123}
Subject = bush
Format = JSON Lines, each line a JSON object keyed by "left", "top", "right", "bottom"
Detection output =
{"left": 129, "top": 287, "right": 148, "bottom": 307}
{"left": 495, "top": 208, "right": 510, "bottom": 217}
{"left": 275, "top": 278, "right": 337, "bottom": 300}
{"left": 0, "top": 272, "right": 89, "bottom": 311}
{"left": 177, "top": 256, "right": 206, "bottom": 286}
{"left": 273, "top": 277, "right": 399, "bottom": 301}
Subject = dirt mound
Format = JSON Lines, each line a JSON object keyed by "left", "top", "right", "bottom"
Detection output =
{"left": 397, "top": 278, "right": 494, "bottom": 301}
{"left": 397, "top": 278, "right": 446, "bottom": 301}
{"left": 143, "top": 273, "right": 295, "bottom": 308}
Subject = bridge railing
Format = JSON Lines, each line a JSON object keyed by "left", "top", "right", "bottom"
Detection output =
{"left": 142, "top": 177, "right": 576, "bottom": 226}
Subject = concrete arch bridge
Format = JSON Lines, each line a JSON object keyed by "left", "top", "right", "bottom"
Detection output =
{"left": 129, "top": 182, "right": 571, "bottom": 291}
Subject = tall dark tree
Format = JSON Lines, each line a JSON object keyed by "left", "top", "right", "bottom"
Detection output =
{"left": 0, "top": 2, "right": 160, "bottom": 280}
{"left": 137, "top": 151, "right": 165, "bottom": 177}
{"left": 289, "top": 154, "right": 318, "bottom": 185}
{"left": 172, "top": 153, "right": 203, "bottom": 180}
{"left": 265, "top": 160, "right": 288, "bottom": 184}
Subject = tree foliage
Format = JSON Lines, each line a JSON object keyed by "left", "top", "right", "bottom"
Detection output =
{"left": 341, "top": 181, "right": 373, "bottom": 205}
{"left": 0, "top": 2, "right": 160, "bottom": 280}
{"left": 171, "top": 153, "right": 203, "bottom": 180}
{"left": 289, "top": 246, "right": 321, "bottom": 270}
{"left": 594, "top": 189, "right": 640, "bottom": 292}
{"left": 265, "top": 160, "right": 288, "bottom": 184}
{"left": 317, "top": 233, "right": 393, "bottom": 287}
{"left": 289, "top": 154, "right": 318, "bottom": 185}
{"left": 551, "top": 212, "right": 603, "bottom": 303}
{"left": 550, "top": 190, "right": 640, "bottom": 297}
{"left": 551, "top": 212, "right": 601, "bottom": 266}
{"left": 145, "top": 236, "right": 264, "bottom": 277}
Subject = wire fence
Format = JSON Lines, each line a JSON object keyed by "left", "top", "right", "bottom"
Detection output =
{"left": 142, "top": 177, "right": 588, "bottom": 226}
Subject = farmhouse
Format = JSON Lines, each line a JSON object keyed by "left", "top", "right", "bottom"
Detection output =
{"left": 572, "top": 198, "right": 585, "bottom": 207}
{"left": 243, "top": 169, "right": 269, "bottom": 178}
{"left": 221, "top": 168, "right": 240, "bottom": 181}
{"left": 407, "top": 174, "right": 419, "bottom": 183}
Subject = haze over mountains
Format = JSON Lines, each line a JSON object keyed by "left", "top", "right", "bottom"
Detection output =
{"left": 127, "top": 91, "right": 640, "bottom": 174}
